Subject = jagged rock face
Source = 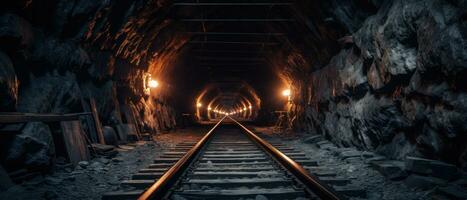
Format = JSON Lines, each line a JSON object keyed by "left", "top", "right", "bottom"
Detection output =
{"left": 0, "top": 0, "right": 178, "bottom": 170}
{"left": 17, "top": 74, "right": 83, "bottom": 113}
{"left": 0, "top": 0, "right": 179, "bottom": 129}
{"left": 5, "top": 122, "right": 54, "bottom": 170}
{"left": 0, "top": 51, "right": 18, "bottom": 111}
{"left": 288, "top": 0, "right": 467, "bottom": 167}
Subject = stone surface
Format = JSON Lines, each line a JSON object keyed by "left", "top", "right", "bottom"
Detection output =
{"left": 433, "top": 185, "right": 467, "bottom": 200}
{"left": 1, "top": 128, "right": 203, "bottom": 200}
{"left": 0, "top": 0, "right": 179, "bottom": 172}
{"left": 264, "top": 127, "right": 431, "bottom": 200}
{"left": 365, "top": 155, "right": 387, "bottom": 164}
{"left": 303, "top": 135, "right": 323, "bottom": 144}
{"left": 102, "top": 126, "right": 118, "bottom": 146}
{"left": 0, "top": 13, "right": 34, "bottom": 49}
{"left": 405, "top": 175, "right": 447, "bottom": 190}
{"left": 78, "top": 161, "right": 89, "bottom": 169}
{"left": 5, "top": 122, "right": 54, "bottom": 170}
{"left": 16, "top": 74, "right": 82, "bottom": 114}
{"left": 430, "top": 161, "right": 460, "bottom": 181}
{"left": 284, "top": 0, "right": 467, "bottom": 169}
{"left": 338, "top": 150, "right": 362, "bottom": 159}
{"left": 370, "top": 160, "right": 408, "bottom": 180}
{"left": 0, "top": 165, "right": 14, "bottom": 191}
{"left": 0, "top": 50, "right": 18, "bottom": 111}
{"left": 406, "top": 156, "right": 435, "bottom": 175}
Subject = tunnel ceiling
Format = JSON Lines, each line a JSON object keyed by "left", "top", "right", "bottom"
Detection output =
{"left": 167, "top": 0, "right": 376, "bottom": 112}
{"left": 1, "top": 0, "right": 378, "bottom": 113}
{"left": 174, "top": 1, "right": 295, "bottom": 110}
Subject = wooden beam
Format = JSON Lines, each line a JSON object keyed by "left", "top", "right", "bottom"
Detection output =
{"left": 173, "top": 3, "right": 293, "bottom": 6}
{"left": 0, "top": 112, "right": 92, "bottom": 123}
{"left": 192, "top": 50, "right": 263, "bottom": 54}
{"left": 180, "top": 18, "right": 295, "bottom": 22}
{"left": 188, "top": 41, "right": 278, "bottom": 45}
{"left": 186, "top": 32, "right": 286, "bottom": 36}
{"left": 196, "top": 57, "right": 265, "bottom": 61}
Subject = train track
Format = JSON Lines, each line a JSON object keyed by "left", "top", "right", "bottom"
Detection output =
{"left": 103, "top": 117, "right": 346, "bottom": 200}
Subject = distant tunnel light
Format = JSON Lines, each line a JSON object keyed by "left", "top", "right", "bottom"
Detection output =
{"left": 243, "top": 107, "right": 247, "bottom": 111}
{"left": 207, "top": 107, "right": 212, "bottom": 110}
{"left": 148, "top": 79, "right": 159, "bottom": 88}
{"left": 282, "top": 89, "right": 291, "bottom": 97}
{"left": 248, "top": 105, "right": 252, "bottom": 109}
{"left": 196, "top": 103, "right": 202, "bottom": 108}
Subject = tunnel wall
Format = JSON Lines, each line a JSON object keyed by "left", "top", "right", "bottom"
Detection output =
{"left": 0, "top": 0, "right": 178, "bottom": 170}
{"left": 287, "top": 0, "right": 467, "bottom": 167}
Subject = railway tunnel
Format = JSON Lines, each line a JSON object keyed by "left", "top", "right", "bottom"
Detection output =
{"left": 0, "top": 0, "right": 466, "bottom": 199}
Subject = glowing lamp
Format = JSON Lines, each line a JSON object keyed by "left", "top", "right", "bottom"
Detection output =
{"left": 207, "top": 107, "right": 212, "bottom": 110}
{"left": 282, "top": 89, "right": 291, "bottom": 97}
{"left": 148, "top": 79, "right": 159, "bottom": 88}
{"left": 196, "top": 103, "right": 202, "bottom": 108}
{"left": 248, "top": 106, "right": 252, "bottom": 109}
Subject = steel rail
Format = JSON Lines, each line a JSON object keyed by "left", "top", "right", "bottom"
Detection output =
{"left": 228, "top": 116, "right": 343, "bottom": 200}
{"left": 137, "top": 116, "right": 226, "bottom": 200}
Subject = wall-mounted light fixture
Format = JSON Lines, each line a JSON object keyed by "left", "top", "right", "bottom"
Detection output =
{"left": 143, "top": 73, "right": 159, "bottom": 95}
{"left": 148, "top": 79, "right": 159, "bottom": 88}
{"left": 196, "top": 102, "right": 202, "bottom": 108}
{"left": 282, "top": 88, "right": 292, "bottom": 103}
{"left": 282, "top": 89, "right": 291, "bottom": 97}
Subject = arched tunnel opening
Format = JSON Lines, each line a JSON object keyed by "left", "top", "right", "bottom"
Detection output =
{"left": 194, "top": 82, "right": 261, "bottom": 121}
{"left": 0, "top": 1, "right": 466, "bottom": 199}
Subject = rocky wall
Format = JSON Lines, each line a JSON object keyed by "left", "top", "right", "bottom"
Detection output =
{"left": 0, "top": 0, "right": 179, "bottom": 171}
{"left": 288, "top": 0, "right": 467, "bottom": 167}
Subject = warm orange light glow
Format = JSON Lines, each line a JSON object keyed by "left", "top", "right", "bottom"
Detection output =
{"left": 197, "top": 103, "right": 202, "bottom": 108}
{"left": 207, "top": 107, "right": 212, "bottom": 110}
{"left": 282, "top": 89, "right": 291, "bottom": 97}
{"left": 148, "top": 79, "right": 159, "bottom": 88}
{"left": 243, "top": 107, "right": 247, "bottom": 111}
{"left": 249, "top": 105, "right": 252, "bottom": 109}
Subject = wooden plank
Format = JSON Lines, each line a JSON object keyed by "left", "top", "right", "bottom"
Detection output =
{"left": 80, "top": 97, "right": 99, "bottom": 143}
{"left": 89, "top": 98, "right": 105, "bottom": 144}
{"left": 60, "top": 121, "right": 91, "bottom": 166}
{"left": 0, "top": 112, "right": 91, "bottom": 124}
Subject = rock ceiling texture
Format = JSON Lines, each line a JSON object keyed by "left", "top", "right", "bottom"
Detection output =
{"left": 0, "top": 0, "right": 466, "bottom": 170}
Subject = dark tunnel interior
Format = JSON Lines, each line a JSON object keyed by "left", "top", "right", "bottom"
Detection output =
{"left": 0, "top": 0, "right": 466, "bottom": 199}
